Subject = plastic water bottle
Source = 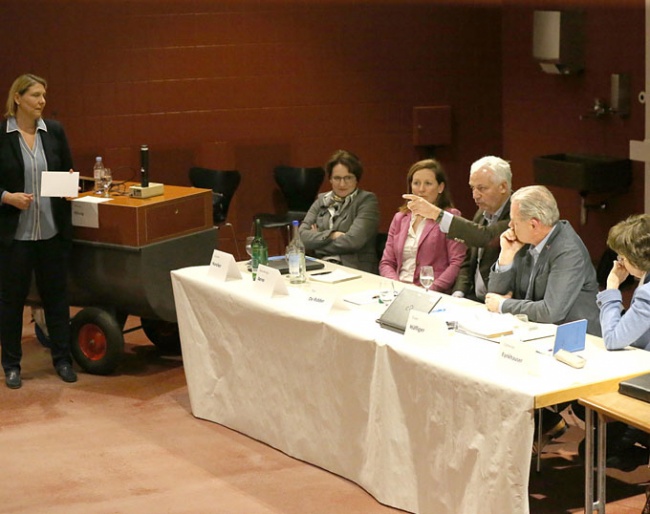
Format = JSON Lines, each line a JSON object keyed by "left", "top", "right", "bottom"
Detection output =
{"left": 286, "top": 220, "right": 306, "bottom": 284}
{"left": 250, "top": 218, "right": 268, "bottom": 280}
{"left": 93, "top": 156, "right": 105, "bottom": 194}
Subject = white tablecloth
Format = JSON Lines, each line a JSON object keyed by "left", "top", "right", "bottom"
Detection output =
{"left": 171, "top": 265, "right": 650, "bottom": 514}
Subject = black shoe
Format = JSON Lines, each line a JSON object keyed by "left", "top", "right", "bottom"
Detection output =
{"left": 606, "top": 445, "right": 649, "bottom": 472}
{"left": 5, "top": 369, "right": 22, "bottom": 389}
{"left": 579, "top": 431, "right": 649, "bottom": 473}
{"left": 55, "top": 363, "right": 77, "bottom": 383}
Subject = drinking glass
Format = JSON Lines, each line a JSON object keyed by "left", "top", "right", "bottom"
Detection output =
{"left": 379, "top": 279, "right": 395, "bottom": 305}
{"left": 419, "top": 266, "right": 435, "bottom": 293}
{"left": 513, "top": 313, "right": 529, "bottom": 341}
{"left": 102, "top": 168, "right": 112, "bottom": 197}
{"left": 245, "top": 236, "right": 255, "bottom": 259}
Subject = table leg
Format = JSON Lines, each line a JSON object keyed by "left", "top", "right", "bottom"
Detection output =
{"left": 585, "top": 406, "right": 594, "bottom": 514}
{"left": 585, "top": 406, "right": 607, "bottom": 514}
{"left": 537, "top": 408, "right": 543, "bottom": 472}
{"left": 596, "top": 413, "right": 607, "bottom": 513}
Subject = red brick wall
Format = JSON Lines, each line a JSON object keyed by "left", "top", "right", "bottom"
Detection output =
{"left": 3, "top": 1, "right": 643, "bottom": 262}
{"left": 501, "top": 0, "right": 645, "bottom": 263}
{"left": 0, "top": 0, "right": 502, "bottom": 253}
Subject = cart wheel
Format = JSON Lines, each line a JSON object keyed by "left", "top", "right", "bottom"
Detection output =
{"left": 35, "top": 322, "right": 51, "bottom": 348}
{"left": 70, "top": 307, "right": 124, "bottom": 375}
{"left": 140, "top": 318, "right": 181, "bottom": 355}
{"left": 31, "top": 307, "right": 51, "bottom": 348}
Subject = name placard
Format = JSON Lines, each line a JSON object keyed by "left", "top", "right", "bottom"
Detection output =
{"left": 301, "top": 290, "right": 335, "bottom": 319}
{"left": 208, "top": 250, "right": 242, "bottom": 282}
{"left": 497, "top": 337, "right": 540, "bottom": 376}
{"left": 404, "top": 310, "right": 450, "bottom": 345}
{"left": 253, "top": 264, "right": 289, "bottom": 297}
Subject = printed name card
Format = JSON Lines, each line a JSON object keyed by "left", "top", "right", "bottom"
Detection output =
{"left": 497, "top": 337, "right": 540, "bottom": 376}
{"left": 207, "top": 250, "right": 242, "bottom": 282}
{"left": 404, "top": 310, "right": 450, "bottom": 345}
{"left": 253, "top": 264, "right": 289, "bottom": 297}
{"left": 301, "top": 290, "right": 335, "bottom": 319}
{"left": 71, "top": 196, "right": 111, "bottom": 228}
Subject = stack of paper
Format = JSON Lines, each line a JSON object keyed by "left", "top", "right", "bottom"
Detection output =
{"left": 456, "top": 311, "right": 515, "bottom": 339}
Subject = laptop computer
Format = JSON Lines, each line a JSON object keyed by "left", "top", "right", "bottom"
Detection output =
{"left": 376, "top": 288, "right": 441, "bottom": 334}
{"left": 247, "top": 255, "right": 325, "bottom": 275}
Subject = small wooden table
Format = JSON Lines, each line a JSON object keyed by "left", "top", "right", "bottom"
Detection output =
{"left": 73, "top": 183, "right": 213, "bottom": 247}
{"left": 579, "top": 391, "right": 650, "bottom": 514}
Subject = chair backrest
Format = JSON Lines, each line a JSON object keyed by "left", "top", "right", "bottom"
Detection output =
{"left": 189, "top": 167, "right": 241, "bottom": 224}
{"left": 274, "top": 166, "right": 325, "bottom": 213}
{"left": 375, "top": 232, "right": 388, "bottom": 261}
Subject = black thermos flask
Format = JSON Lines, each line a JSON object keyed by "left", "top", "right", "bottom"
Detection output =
{"left": 140, "top": 144, "right": 149, "bottom": 187}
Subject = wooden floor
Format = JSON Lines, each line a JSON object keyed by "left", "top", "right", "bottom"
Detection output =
{"left": 1, "top": 308, "right": 649, "bottom": 514}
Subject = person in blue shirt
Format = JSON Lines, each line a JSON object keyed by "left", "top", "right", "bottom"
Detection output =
{"left": 598, "top": 213, "right": 650, "bottom": 351}
{"left": 579, "top": 214, "right": 650, "bottom": 471}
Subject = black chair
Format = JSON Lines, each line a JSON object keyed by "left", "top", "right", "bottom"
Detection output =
{"left": 375, "top": 232, "right": 388, "bottom": 263}
{"left": 189, "top": 167, "right": 242, "bottom": 258}
{"left": 255, "top": 166, "right": 325, "bottom": 248}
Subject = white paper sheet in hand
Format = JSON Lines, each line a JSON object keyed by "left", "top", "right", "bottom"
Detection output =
{"left": 41, "top": 171, "right": 79, "bottom": 197}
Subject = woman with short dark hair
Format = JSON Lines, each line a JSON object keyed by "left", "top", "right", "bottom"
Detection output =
{"left": 299, "top": 150, "right": 379, "bottom": 273}
{"left": 598, "top": 213, "right": 650, "bottom": 351}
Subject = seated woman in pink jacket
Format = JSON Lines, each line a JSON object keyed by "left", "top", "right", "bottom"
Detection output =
{"left": 379, "top": 159, "right": 466, "bottom": 293}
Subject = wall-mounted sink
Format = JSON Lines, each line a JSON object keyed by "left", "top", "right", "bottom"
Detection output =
{"left": 533, "top": 153, "right": 631, "bottom": 194}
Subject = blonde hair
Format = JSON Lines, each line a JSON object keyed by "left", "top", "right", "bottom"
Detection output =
{"left": 5, "top": 74, "right": 47, "bottom": 118}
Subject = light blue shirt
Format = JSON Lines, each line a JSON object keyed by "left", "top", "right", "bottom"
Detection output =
{"left": 6, "top": 117, "right": 57, "bottom": 241}
{"left": 598, "top": 273, "right": 650, "bottom": 351}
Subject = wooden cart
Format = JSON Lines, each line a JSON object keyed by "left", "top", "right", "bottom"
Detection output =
{"left": 31, "top": 184, "right": 216, "bottom": 375}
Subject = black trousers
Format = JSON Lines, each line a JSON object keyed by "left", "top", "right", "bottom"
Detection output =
{"left": 0, "top": 236, "right": 72, "bottom": 372}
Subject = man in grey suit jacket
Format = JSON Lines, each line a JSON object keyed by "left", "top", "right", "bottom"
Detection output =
{"left": 486, "top": 185, "right": 601, "bottom": 336}
{"left": 404, "top": 155, "right": 512, "bottom": 301}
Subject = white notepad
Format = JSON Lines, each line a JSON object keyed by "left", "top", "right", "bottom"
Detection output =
{"left": 309, "top": 269, "right": 361, "bottom": 284}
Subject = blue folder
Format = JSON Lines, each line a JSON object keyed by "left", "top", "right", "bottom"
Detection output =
{"left": 553, "top": 319, "right": 588, "bottom": 354}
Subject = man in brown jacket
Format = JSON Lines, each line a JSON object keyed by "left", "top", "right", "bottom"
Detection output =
{"left": 404, "top": 155, "right": 512, "bottom": 302}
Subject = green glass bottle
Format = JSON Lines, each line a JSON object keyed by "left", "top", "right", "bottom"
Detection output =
{"left": 250, "top": 218, "right": 268, "bottom": 280}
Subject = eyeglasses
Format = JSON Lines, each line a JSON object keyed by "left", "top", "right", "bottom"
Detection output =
{"left": 617, "top": 255, "right": 627, "bottom": 264}
{"left": 331, "top": 175, "right": 356, "bottom": 183}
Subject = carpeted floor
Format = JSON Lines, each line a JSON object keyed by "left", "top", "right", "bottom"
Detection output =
{"left": 1, "top": 308, "right": 649, "bottom": 514}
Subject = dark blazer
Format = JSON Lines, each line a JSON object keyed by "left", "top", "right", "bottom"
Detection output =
{"left": 0, "top": 119, "right": 74, "bottom": 244}
{"left": 448, "top": 198, "right": 511, "bottom": 297}
{"left": 488, "top": 220, "right": 601, "bottom": 336}
{"left": 299, "top": 189, "right": 379, "bottom": 273}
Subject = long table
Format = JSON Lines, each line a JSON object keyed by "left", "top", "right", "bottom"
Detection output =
{"left": 171, "top": 263, "right": 650, "bottom": 514}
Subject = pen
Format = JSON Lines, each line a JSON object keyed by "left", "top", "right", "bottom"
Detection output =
{"left": 311, "top": 271, "right": 332, "bottom": 276}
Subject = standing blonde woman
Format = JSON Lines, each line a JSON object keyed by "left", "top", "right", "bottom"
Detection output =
{"left": 0, "top": 74, "right": 77, "bottom": 388}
